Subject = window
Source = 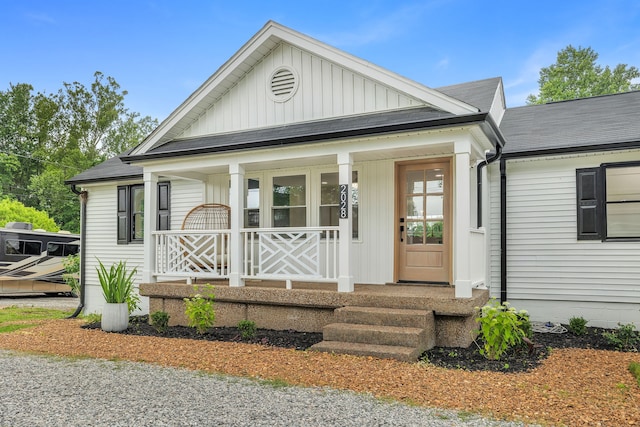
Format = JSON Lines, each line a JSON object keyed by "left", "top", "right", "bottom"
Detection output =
{"left": 47, "top": 242, "right": 79, "bottom": 256}
{"left": 117, "top": 182, "right": 170, "bottom": 244}
{"left": 244, "top": 178, "right": 260, "bottom": 228}
{"left": 272, "top": 175, "right": 306, "bottom": 227}
{"left": 576, "top": 163, "right": 640, "bottom": 240}
{"left": 319, "top": 171, "right": 359, "bottom": 238}
{"left": 5, "top": 239, "right": 42, "bottom": 256}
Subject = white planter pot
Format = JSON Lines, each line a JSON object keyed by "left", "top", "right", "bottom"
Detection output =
{"left": 101, "top": 302, "right": 129, "bottom": 332}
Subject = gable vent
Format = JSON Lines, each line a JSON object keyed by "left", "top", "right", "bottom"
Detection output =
{"left": 269, "top": 67, "right": 298, "bottom": 102}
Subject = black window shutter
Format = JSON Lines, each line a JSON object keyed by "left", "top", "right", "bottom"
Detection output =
{"left": 117, "top": 186, "right": 129, "bottom": 244}
{"left": 157, "top": 182, "right": 171, "bottom": 231}
{"left": 576, "top": 168, "right": 601, "bottom": 240}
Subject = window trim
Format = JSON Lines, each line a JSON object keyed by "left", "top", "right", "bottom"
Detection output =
{"left": 117, "top": 182, "right": 171, "bottom": 245}
{"left": 577, "top": 161, "right": 640, "bottom": 242}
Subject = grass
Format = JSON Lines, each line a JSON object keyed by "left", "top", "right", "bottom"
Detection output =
{"left": 0, "top": 306, "right": 72, "bottom": 333}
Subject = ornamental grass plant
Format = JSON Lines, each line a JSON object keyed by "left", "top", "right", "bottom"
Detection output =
{"left": 96, "top": 259, "right": 137, "bottom": 304}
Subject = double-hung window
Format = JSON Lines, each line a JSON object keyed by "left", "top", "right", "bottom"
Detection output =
{"left": 272, "top": 175, "right": 306, "bottom": 227}
{"left": 117, "top": 182, "right": 170, "bottom": 244}
{"left": 576, "top": 162, "right": 640, "bottom": 240}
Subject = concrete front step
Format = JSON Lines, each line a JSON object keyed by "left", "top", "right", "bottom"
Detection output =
{"left": 309, "top": 340, "right": 423, "bottom": 363}
{"left": 322, "top": 323, "right": 426, "bottom": 348}
{"left": 335, "top": 306, "right": 434, "bottom": 328}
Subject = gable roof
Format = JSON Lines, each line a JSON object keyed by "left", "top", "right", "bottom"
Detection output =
{"left": 436, "top": 77, "right": 503, "bottom": 113}
{"left": 501, "top": 90, "right": 640, "bottom": 157}
{"left": 131, "top": 21, "right": 478, "bottom": 156}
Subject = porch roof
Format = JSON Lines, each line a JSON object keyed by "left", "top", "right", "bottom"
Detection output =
{"left": 122, "top": 107, "right": 499, "bottom": 163}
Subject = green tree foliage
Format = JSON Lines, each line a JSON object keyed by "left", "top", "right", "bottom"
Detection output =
{"left": 0, "top": 198, "right": 59, "bottom": 231}
{"left": 0, "top": 72, "right": 158, "bottom": 232}
{"left": 527, "top": 45, "right": 640, "bottom": 104}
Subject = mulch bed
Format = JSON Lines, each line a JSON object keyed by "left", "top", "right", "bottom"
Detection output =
{"left": 85, "top": 317, "right": 630, "bottom": 373}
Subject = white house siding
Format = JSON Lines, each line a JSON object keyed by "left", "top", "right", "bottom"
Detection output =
{"left": 178, "top": 42, "right": 422, "bottom": 139}
{"left": 168, "top": 179, "right": 205, "bottom": 229}
{"left": 83, "top": 183, "right": 145, "bottom": 314}
{"left": 488, "top": 150, "right": 640, "bottom": 327}
{"left": 351, "top": 159, "right": 395, "bottom": 284}
{"left": 83, "top": 179, "right": 204, "bottom": 314}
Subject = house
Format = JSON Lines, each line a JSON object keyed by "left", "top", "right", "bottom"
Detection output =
{"left": 67, "top": 21, "right": 640, "bottom": 357}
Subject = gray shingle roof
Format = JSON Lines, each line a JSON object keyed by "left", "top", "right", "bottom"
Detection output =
{"left": 500, "top": 90, "right": 640, "bottom": 156}
{"left": 128, "top": 106, "right": 463, "bottom": 161}
{"left": 436, "top": 77, "right": 502, "bottom": 113}
{"left": 65, "top": 150, "right": 142, "bottom": 185}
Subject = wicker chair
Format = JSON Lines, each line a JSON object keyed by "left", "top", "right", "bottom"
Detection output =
{"left": 181, "top": 203, "right": 230, "bottom": 230}
{"left": 180, "top": 204, "right": 231, "bottom": 279}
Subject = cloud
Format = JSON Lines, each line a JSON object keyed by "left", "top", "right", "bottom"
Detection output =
{"left": 435, "top": 57, "right": 449, "bottom": 69}
{"left": 25, "top": 13, "right": 56, "bottom": 25}
{"left": 313, "top": 2, "right": 440, "bottom": 48}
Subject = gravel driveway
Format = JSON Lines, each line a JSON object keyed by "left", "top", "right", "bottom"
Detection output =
{"left": 0, "top": 294, "right": 78, "bottom": 310}
{"left": 0, "top": 351, "right": 535, "bottom": 427}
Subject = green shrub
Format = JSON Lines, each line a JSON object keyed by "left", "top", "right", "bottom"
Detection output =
{"left": 568, "top": 316, "right": 588, "bottom": 336}
{"left": 184, "top": 284, "right": 215, "bottom": 334}
{"left": 151, "top": 311, "right": 170, "bottom": 333}
{"left": 629, "top": 362, "right": 640, "bottom": 387}
{"left": 475, "top": 299, "right": 529, "bottom": 360}
{"left": 238, "top": 320, "right": 257, "bottom": 339}
{"left": 603, "top": 323, "right": 640, "bottom": 351}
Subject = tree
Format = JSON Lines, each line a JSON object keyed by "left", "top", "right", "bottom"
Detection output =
{"left": 527, "top": 45, "right": 640, "bottom": 104}
{"left": 0, "top": 72, "right": 159, "bottom": 232}
{"left": 0, "top": 198, "right": 59, "bottom": 231}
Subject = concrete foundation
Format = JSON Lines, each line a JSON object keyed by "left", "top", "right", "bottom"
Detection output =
{"left": 141, "top": 280, "right": 488, "bottom": 348}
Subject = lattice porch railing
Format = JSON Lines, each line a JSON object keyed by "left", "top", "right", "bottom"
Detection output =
{"left": 242, "top": 227, "right": 339, "bottom": 281}
{"left": 153, "top": 227, "right": 339, "bottom": 282}
{"left": 154, "top": 230, "right": 231, "bottom": 278}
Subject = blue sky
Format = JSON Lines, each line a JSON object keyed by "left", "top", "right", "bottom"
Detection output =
{"left": 2, "top": 1, "right": 639, "bottom": 121}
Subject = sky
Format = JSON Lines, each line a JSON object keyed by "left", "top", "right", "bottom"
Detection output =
{"left": 2, "top": 0, "right": 639, "bottom": 121}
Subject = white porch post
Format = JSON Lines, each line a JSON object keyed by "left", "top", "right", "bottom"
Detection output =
{"left": 143, "top": 171, "right": 158, "bottom": 283}
{"left": 454, "top": 141, "right": 472, "bottom": 298}
{"left": 337, "top": 152, "right": 354, "bottom": 292}
{"left": 228, "top": 163, "right": 245, "bottom": 287}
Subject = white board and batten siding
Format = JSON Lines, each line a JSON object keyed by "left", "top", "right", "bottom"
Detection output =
{"left": 488, "top": 150, "right": 640, "bottom": 327}
{"left": 178, "top": 42, "right": 423, "bottom": 140}
{"left": 82, "top": 180, "right": 204, "bottom": 314}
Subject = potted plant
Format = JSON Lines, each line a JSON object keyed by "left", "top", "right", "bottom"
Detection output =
{"left": 96, "top": 259, "right": 137, "bottom": 332}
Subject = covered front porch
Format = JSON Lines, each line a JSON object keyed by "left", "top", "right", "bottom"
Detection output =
{"left": 139, "top": 128, "right": 492, "bottom": 299}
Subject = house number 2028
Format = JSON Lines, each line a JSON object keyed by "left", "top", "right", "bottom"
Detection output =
{"left": 339, "top": 184, "right": 348, "bottom": 219}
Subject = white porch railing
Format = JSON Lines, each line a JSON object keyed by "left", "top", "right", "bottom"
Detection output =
{"left": 154, "top": 230, "right": 231, "bottom": 278}
{"left": 242, "top": 227, "right": 339, "bottom": 281}
{"left": 153, "top": 227, "right": 339, "bottom": 282}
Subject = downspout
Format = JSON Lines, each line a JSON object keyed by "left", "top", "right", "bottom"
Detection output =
{"left": 476, "top": 145, "right": 502, "bottom": 228}
{"left": 499, "top": 158, "right": 507, "bottom": 303}
{"left": 68, "top": 185, "right": 87, "bottom": 318}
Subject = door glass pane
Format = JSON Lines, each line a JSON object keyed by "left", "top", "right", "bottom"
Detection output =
{"left": 427, "top": 221, "right": 444, "bottom": 244}
{"left": 426, "top": 169, "right": 444, "bottom": 193}
{"left": 606, "top": 166, "right": 640, "bottom": 202}
{"left": 320, "top": 173, "right": 339, "bottom": 204}
{"left": 406, "top": 196, "right": 424, "bottom": 219}
{"left": 607, "top": 202, "right": 640, "bottom": 237}
{"left": 406, "top": 221, "right": 424, "bottom": 244}
{"left": 406, "top": 170, "right": 424, "bottom": 194}
{"left": 426, "top": 195, "right": 443, "bottom": 219}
